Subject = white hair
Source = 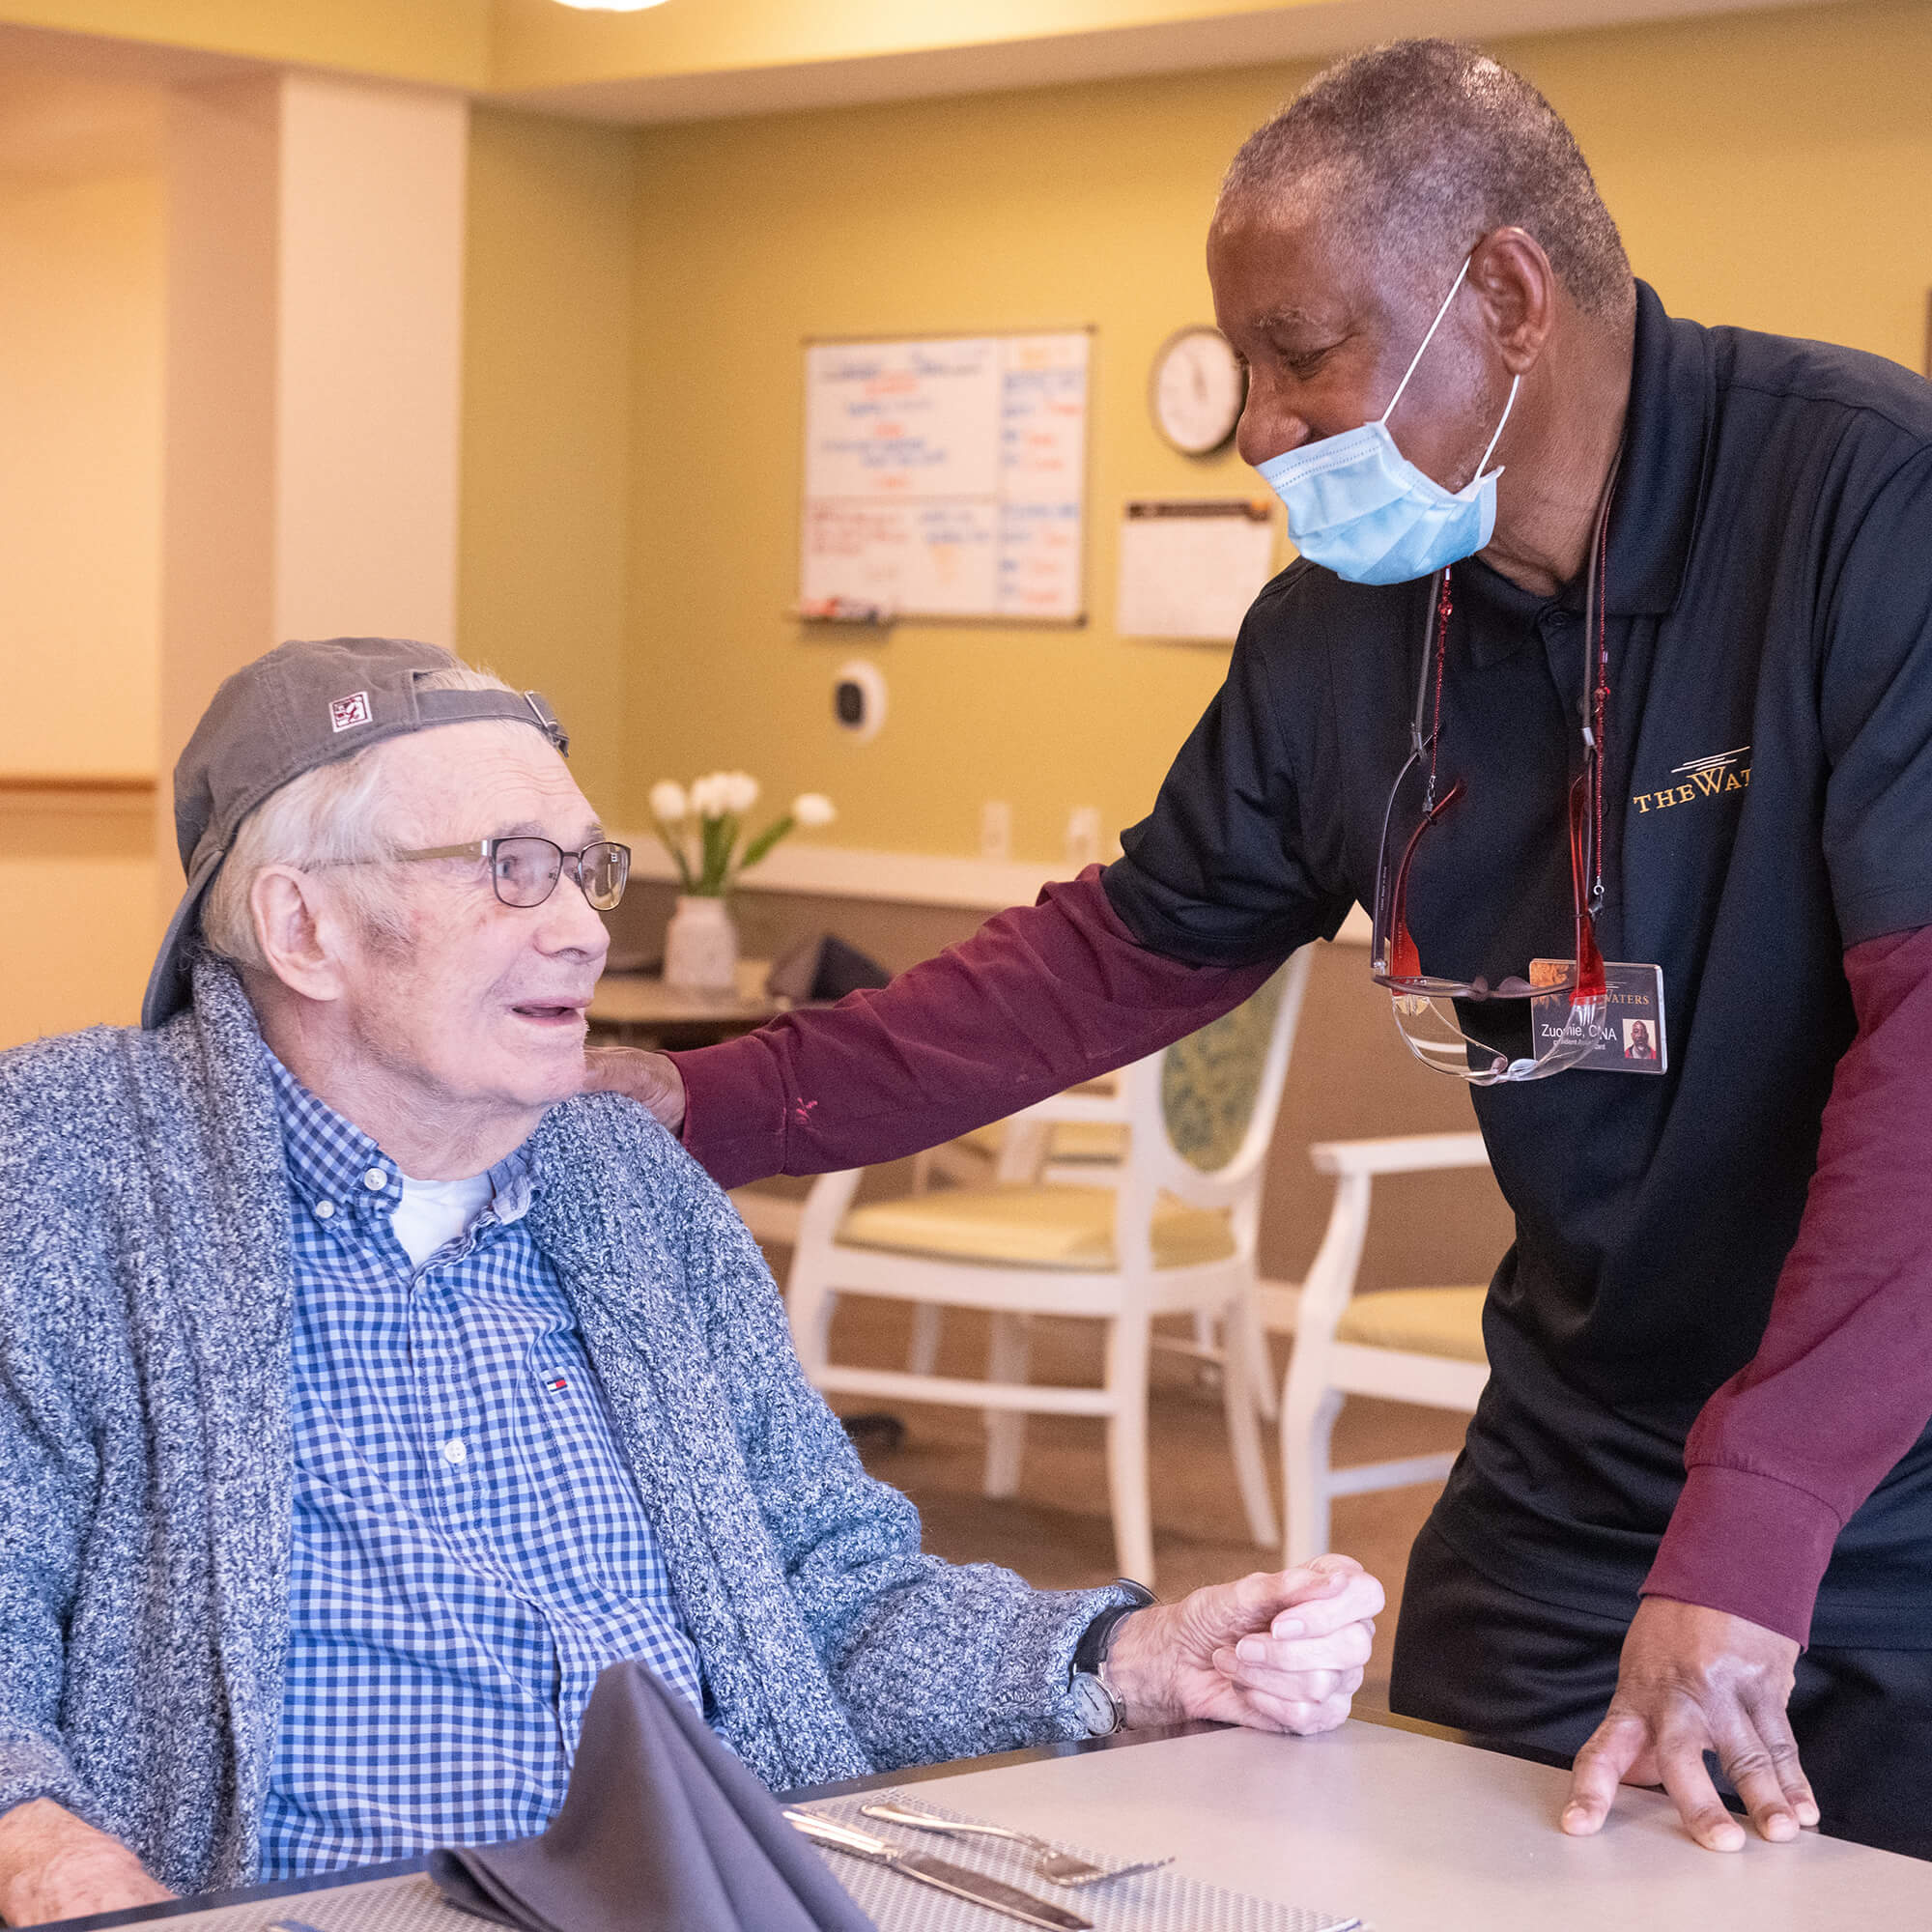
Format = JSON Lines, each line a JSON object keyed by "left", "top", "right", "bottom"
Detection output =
{"left": 199, "top": 662, "right": 532, "bottom": 970}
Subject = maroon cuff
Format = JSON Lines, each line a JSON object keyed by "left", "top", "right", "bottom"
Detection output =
{"left": 669, "top": 1034, "right": 790, "bottom": 1191}
{"left": 1642, "top": 1463, "right": 1842, "bottom": 1648}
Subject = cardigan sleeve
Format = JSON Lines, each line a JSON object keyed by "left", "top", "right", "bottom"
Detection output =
{"left": 0, "top": 1236, "right": 107, "bottom": 1832}
{"left": 672, "top": 1158, "right": 1132, "bottom": 1772}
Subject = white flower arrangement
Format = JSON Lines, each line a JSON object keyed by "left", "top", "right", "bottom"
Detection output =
{"left": 648, "top": 771, "right": 838, "bottom": 896}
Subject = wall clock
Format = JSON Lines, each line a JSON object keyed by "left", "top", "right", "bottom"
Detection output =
{"left": 1149, "top": 325, "right": 1246, "bottom": 456}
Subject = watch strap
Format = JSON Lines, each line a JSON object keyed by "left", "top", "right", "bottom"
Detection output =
{"left": 1070, "top": 1578, "right": 1156, "bottom": 1684}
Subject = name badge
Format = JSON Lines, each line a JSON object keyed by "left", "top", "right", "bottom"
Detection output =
{"left": 1529, "top": 959, "right": 1668, "bottom": 1074}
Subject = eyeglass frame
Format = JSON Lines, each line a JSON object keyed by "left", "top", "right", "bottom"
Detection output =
{"left": 394, "top": 836, "right": 632, "bottom": 911}
{"left": 1364, "top": 453, "right": 1625, "bottom": 1082}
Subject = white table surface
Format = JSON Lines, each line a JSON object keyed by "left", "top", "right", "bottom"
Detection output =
{"left": 62, "top": 1718, "right": 1932, "bottom": 1932}
{"left": 913, "top": 1718, "right": 1932, "bottom": 1931}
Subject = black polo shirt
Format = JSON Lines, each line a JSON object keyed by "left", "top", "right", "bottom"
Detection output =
{"left": 1103, "top": 283, "right": 1932, "bottom": 1645}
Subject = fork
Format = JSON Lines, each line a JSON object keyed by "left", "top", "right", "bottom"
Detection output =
{"left": 859, "top": 1800, "right": 1175, "bottom": 1889}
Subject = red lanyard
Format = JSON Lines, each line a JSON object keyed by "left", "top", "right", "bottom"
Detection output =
{"left": 1423, "top": 470, "right": 1619, "bottom": 911}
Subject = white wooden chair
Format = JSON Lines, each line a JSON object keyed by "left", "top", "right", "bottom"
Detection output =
{"left": 785, "top": 951, "right": 1314, "bottom": 1588}
{"left": 1281, "top": 1131, "right": 1492, "bottom": 1566}
{"left": 903, "top": 1085, "right": 1279, "bottom": 1424}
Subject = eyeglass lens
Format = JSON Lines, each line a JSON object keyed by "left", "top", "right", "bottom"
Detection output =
{"left": 489, "top": 838, "right": 630, "bottom": 911}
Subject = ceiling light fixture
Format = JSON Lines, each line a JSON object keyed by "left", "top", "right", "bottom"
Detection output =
{"left": 551, "top": 0, "right": 670, "bottom": 11}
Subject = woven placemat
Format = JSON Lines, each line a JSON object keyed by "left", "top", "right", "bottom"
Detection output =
{"left": 802, "top": 1788, "right": 1364, "bottom": 1932}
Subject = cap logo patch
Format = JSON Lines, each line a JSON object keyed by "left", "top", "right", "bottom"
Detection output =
{"left": 329, "top": 691, "right": 373, "bottom": 732}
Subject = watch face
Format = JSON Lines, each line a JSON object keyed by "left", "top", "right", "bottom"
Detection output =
{"left": 1151, "top": 326, "right": 1246, "bottom": 455}
{"left": 1069, "top": 1671, "right": 1120, "bottom": 1736}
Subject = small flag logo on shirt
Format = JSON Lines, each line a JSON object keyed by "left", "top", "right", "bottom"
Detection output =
{"left": 541, "top": 1369, "right": 569, "bottom": 1393}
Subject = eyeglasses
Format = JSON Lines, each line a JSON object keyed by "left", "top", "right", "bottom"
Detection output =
{"left": 1371, "top": 467, "right": 1619, "bottom": 1085}
{"left": 396, "top": 837, "right": 631, "bottom": 911}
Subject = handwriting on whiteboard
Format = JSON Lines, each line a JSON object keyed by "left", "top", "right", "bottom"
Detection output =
{"left": 801, "top": 332, "right": 1088, "bottom": 623}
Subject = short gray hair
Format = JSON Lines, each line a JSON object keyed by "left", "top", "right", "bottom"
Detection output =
{"left": 200, "top": 661, "right": 528, "bottom": 970}
{"left": 1220, "top": 40, "right": 1634, "bottom": 327}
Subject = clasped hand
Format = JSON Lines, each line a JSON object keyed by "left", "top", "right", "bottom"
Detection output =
{"left": 1106, "top": 1554, "right": 1384, "bottom": 1735}
{"left": 1562, "top": 1596, "right": 1820, "bottom": 1850}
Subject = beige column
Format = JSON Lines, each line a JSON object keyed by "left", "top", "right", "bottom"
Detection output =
{"left": 158, "top": 70, "right": 467, "bottom": 901}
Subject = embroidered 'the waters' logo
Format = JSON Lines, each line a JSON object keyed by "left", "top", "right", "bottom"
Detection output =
{"left": 1633, "top": 745, "right": 1750, "bottom": 814}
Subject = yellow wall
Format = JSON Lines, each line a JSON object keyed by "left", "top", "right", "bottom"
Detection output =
{"left": 611, "top": 0, "right": 1932, "bottom": 860}
{"left": 459, "top": 107, "right": 639, "bottom": 818}
{"left": 0, "top": 86, "right": 164, "bottom": 1046}
{"left": 0, "top": 789, "right": 155, "bottom": 1046}
{"left": 0, "top": 166, "right": 162, "bottom": 776}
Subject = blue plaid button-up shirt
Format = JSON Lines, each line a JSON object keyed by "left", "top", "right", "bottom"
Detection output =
{"left": 259, "top": 1052, "right": 706, "bottom": 1879}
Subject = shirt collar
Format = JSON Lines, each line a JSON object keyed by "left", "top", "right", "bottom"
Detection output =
{"left": 1459, "top": 280, "right": 1714, "bottom": 671}
{"left": 1603, "top": 279, "right": 1716, "bottom": 618}
{"left": 264, "top": 1045, "right": 536, "bottom": 1227}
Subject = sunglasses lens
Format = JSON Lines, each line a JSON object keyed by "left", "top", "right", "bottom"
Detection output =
{"left": 1387, "top": 992, "right": 1602, "bottom": 1084}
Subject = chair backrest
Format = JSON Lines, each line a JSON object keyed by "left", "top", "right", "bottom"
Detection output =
{"left": 1160, "top": 973, "right": 1290, "bottom": 1174}
{"left": 1114, "top": 942, "right": 1315, "bottom": 1228}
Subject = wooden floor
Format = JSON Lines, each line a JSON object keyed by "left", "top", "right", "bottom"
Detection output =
{"left": 816, "top": 1289, "right": 1469, "bottom": 1717}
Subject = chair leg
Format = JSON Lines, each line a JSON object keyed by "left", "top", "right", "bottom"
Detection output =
{"left": 1103, "top": 1312, "right": 1155, "bottom": 1588}
{"left": 1220, "top": 1294, "right": 1279, "bottom": 1549}
{"left": 981, "top": 1312, "right": 1030, "bottom": 1498}
{"left": 1240, "top": 1292, "right": 1280, "bottom": 1422}
{"left": 906, "top": 1303, "right": 944, "bottom": 1377}
{"left": 1281, "top": 1379, "right": 1344, "bottom": 1569}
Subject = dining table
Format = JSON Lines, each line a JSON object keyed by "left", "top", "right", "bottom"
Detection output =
{"left": 39, "top": 1709, "right": 1932, "bottom": 1932}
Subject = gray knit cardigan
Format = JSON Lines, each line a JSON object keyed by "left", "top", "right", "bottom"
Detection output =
{"left": 0, "top": 959, "right": 1120, "bottom": 1895}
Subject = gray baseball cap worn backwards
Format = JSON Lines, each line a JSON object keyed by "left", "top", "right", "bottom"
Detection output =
{"left": 143, "top": 637, "right": 570, "bottom": 1031}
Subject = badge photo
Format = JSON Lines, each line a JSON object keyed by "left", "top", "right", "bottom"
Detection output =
{"left": 1529, "top": 960, "right": 1668, "bottom": 1074}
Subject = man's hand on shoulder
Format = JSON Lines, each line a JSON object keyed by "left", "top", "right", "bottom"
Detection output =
{"left": 582, "top": 1047, "right": 687, "bottom": 1133}
{"left": 0, "top": 1799, "right": 173, "bottom": 1927}
{"left": 1104, "top": 1554, "right": 1383, "bottom": 1737}
{"left": 1562, "top": 1595, "right": 1819, "bottom": 1851}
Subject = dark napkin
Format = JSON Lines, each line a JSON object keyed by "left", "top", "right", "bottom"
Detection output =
{"left": 430, "top": 1662, "right": 876, "bottom": 1932}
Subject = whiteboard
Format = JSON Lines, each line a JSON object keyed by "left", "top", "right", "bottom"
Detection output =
{"left": 1116, "top": 498, "right": 1279, "bottom": 642}
{"left": 799, "top": 331, "right": 1089, "bottom": 623}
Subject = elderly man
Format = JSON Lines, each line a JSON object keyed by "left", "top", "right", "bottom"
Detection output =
{"left": 598, "top": 42, "right": 1932, "bottom": 1861}
{"left": 0, "top": 637, "right": 1383, "bottom": 1927}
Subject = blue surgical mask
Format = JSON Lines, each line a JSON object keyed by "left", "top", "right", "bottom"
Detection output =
{"left": 1256, "top": 256, "right": 1520, "bottom": 586}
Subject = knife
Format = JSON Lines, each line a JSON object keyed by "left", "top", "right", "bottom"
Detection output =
{"left": 782, "top": 1807, "right": 1094, "bottom": 1930}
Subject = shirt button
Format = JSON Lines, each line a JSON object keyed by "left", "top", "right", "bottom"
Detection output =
{"left": 363, "top": 1168, "right": 388, "bottom": 1191}
{"left": 314, "top": 1200, "right": 336, "bottom": 1221}
{"left": 441, "top": 1437, "right": 468, "bottom": 1465}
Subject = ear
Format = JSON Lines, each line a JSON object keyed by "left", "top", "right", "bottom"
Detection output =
{"left": 250, "top": 865, "right": 352, "bottom": 1004}
{"left": 1468, "top": 227, "right": 1557, "bottom": 378}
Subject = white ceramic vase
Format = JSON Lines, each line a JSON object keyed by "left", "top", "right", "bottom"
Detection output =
{"left": 663, "top": 894, "right": 739, "bottom": 992}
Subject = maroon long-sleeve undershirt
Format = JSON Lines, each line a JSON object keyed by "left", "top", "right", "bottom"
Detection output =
{"left": 672, "top": 868, "right": 1272, "bottom": 1190}
{"left": 674, "top": 879, "right": 1932, "bottom": 1648}
{"left": 1643, "top": 922, "right": 1932, "bottom": 1645}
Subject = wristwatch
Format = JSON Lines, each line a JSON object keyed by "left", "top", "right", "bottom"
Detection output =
{"left": 1068, "top": 1579, "right": 1157, "bottom": 1736}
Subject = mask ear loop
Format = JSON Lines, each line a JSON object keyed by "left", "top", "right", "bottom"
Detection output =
{"left": 1380, "top": 254, "right": 1472, "bottom": 426}
{"left": 1472, "top": 374, "right": 1520, "bottom": 480}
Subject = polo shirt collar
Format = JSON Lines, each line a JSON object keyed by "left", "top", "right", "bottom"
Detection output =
{"left": 1459, "top": 280, "right": 1714, "bottom": 671}
{"left": 1605, "top": 279, "right": 1716, "bottom": 618}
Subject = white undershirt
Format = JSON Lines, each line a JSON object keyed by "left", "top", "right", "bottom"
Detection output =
{"left": 389, "top": 1170, "right": 497, "bottom": 1270}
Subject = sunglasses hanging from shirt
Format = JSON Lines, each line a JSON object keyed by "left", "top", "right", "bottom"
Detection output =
{"left": 1369, "top": 450, "right": 1667, "bottom": 1083}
